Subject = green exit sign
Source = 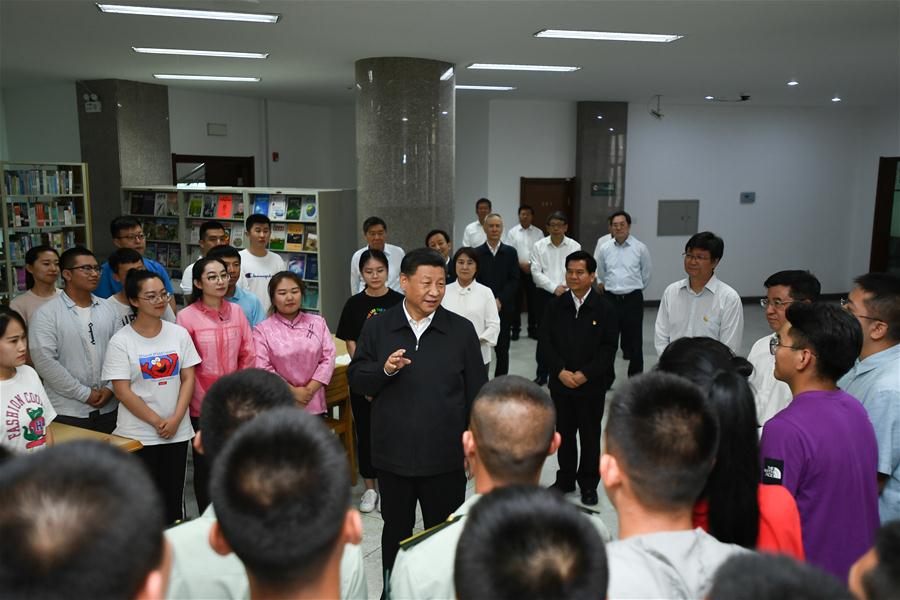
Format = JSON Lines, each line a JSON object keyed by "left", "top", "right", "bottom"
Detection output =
{"left": 591, "top": 182, "right": 615, "bottom": 196}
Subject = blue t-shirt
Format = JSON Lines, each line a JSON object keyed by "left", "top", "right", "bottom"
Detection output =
{"left": 227, "top": 286, "right": 265, "bottom": 327}
{"left": 95, "top": 258, "right": 174, "bottom": 298}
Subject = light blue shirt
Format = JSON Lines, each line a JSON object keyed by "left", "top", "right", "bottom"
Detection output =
{"left": 838, "top": 343, "right": 900, "bottom": 523}
{"left": 227, "top": 286, "right": 265, "bottom": 327}
{"left": 595, "top": 235, "right": 651, "bottom": 294}
{"left": 96, "top": 258, "right": 174, "bottom": 298}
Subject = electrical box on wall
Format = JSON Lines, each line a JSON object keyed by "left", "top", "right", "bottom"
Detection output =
{"left": 657, "top": 200, "right": 699, "bottom": 236}
{"left": 740, "top": 191, "right": 756, "bottom": 204}
{"left": 207, "top": 123, "right": 227, "bottom": 136}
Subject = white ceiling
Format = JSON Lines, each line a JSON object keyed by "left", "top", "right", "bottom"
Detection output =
{"left": 1, "top": 0, "right": 898, "bottom": 108}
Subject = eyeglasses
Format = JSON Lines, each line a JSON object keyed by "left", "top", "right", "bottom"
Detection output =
{"left": 139, "top": 292, "right": 171, "bottom": 304}
{"left": 840, "top": 297, "right": 883, "bottom": 322}
{"left": 769, "top": 334, "right": 812, "bottom": 356}
{"left": 67, "top": 265, "right": 102, "bottom": 274}
{"left": 205, "top": 274, "right": 231, "bottom": 283}
{"left": 117, "top": 233, "right": 146, "bottom": 242}
{"left": 760, "top": 298, "right": 794, "bottom": 309}
{"left": 682, "top": 253, "right": 712, "bottom": 262}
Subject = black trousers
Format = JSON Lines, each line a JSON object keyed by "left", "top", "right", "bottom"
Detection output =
{"left": 136, "top": 441, "right": 189, "bottom": 525}
{"left": 54, "top": 408, "right": 118, "bottom": 434}
{"left": 512, "top": 271, "right": 539, "bottom": 336}
{"left": 378, "top": 468, "right": 466, "bottom": 575}
{"left": 190, "top": 416, "right": 210, "bottom": 513}
{"left": 533, "top": 289, "right": 554, "bottom": 379}
{"left": 608, "top": 290, "right": 644, "bottom": 377}
{"left": 552, "top": 392, "right": 604, "bottom": 492}
{"left": 350, "top": 391, "right": 377, "bottom": 480}
{"left": 493, "top": 312, "right": 513, "bottom": 377}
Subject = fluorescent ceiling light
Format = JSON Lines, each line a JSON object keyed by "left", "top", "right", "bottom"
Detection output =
{"left": 96, "top": 4, "right": 280, "bottom": 23}
{"left": 440, "top": 68, "right": 454, "bottom": 81}
{"left": 535, "top": 29, "right": 682, "bottom": 43}
{"left": 704, "top": 95, "right": 715, "bottom": 100}
{"left": 831, "top": 96, "right": 842, "bottom": 102}
{"left": 134, "top": 47, "right": 269, "bottom": 59}
{"left": 787, "top": 80, "right": 799, "bottom": 86}
{"left": 153, "top": 74, "right": 260, "bottom": 82}
{"left": 468, "top": 63, "right": 580, "bottom": 72}
{"left": 455, "top": 85, "right": 516, "bottom": 91}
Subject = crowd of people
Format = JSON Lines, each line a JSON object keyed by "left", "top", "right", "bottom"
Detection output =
{"left": 1, "top": 198, "right": 899, "bottom": 600}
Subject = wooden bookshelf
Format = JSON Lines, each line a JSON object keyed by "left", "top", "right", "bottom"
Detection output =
{"left": 1, "top": 161, "right": 93, "bottom": 301}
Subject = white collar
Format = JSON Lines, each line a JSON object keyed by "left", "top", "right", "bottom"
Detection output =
{"left": 402, "top": 299, "right": 436, "bottom": 327}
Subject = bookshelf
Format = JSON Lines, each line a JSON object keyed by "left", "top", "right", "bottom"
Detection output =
{"left": 1, "top": 162, "right": 93, "bottom": 301}
{"left": 121, "top": 186, "right": 356, "bottom": 327}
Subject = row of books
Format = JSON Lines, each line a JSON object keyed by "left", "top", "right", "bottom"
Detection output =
{"left": 270, "top": 223, "right": 317, "bottom": 252}
{"left": 286, "top": 253, "right": 319, "bottom": 281}
{"left": 7, "top": 200, "right": 79, "bottom": 227}
{"left": 4, "top": 169, "right": 79, "bottom": 195}
{"left": 187, "top": 193, "right": 247, "bottom": 220}
{"left": 8, "top": 231, "right": 77, "bottom": 262}
{"left": 129, "top": 192, "right": 179, "bottom": 217}
{"left": 143, "top": 218, "right": 180, "bottom": 242}
{"left": 250, "top": 194, "right": 317, "bottom": 222}
{"left": 144, "top": 242, "right": 183, "bottom": 271}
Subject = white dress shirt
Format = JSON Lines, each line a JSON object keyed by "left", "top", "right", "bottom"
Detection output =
{"left": 530, "top": 236, "right": 582, "bottom": 294}
{"left": 442, "top": 280, "right": 500, "bottom": 364}
{"left": 592, "top": 234, "right": 612, "bottom": 266}
{"left": 387, "top": 300, "right": 436, "bottom": 375}
{"left": 596, "top": 235, "right": 652, "bottom": 294}
{"left": 350, "top": 243, "right": 405, "bottom": 294}
{"left": 506, "top": 224, "right": 545, "bottom": 265}
{"left": 571, "top": 288, "right": 591, "bottom": 317}
{"left": 747, "top": 333, "right": 793, "bottom": 427}
{"left": 654, "top": 275, "right": 744, "bottom": 356}
{"left": 462, "top": 220, "right": 487, "bottom": 248}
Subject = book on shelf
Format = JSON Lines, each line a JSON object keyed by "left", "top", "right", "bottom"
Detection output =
{"left": 252, "top": 195, "right": 269, "bottom": 216}
{"left": 285, "top": 196, "right": 303, "bottom": 220}
{"left": 287, "top": 254, "right": 306, "bottom": 279}
{"left": 302, "top": 225, "right": 318, "bottom": 251}
{"left": 4, "top": 168, "right": 77, "bottom": 195}
{"left": 144, "top": 243, "right": 157, "bottom": 262}
{"left": 216, "top": 195, "right": 233, "bottom": 219}
{"left": 221, "top": 224, "right": 234, "bottom": 247}
{"left": 268, "top": 194, "right": 287, "bottom": 220}
{"left": 155, "top": 244, "right": 169, "bottom": 267}
{"left": 233, "top": 198, "right": 245, "bottom": 221}
{"left": 189, "top": 224, "right": 200, "bottom": 244}
{"left": 285, "top": 223, "right": 305, "bottom": 251}
{"left": 269, "top": 224, "right": 287, "bottom": 251}
{"left": 150, "top": 219, "right": 180, "bottom": 241}
{"left": 301, "top": 283, "right": 319, "bottom": 310}
{"left": 167, "top": 245, "right": 182, "bottom": 269}
{"left": 230, "top": 226, "right": 245, "bottom": 249}
{"left": 202, "top": 195, "right": 217, "bottom": 218}
{"left": 153, "top": 192, "right": 178, "bottom": 216}
{"left": 15, "top": 267, "right": 26, "bottom": 292}
{"left": 187, "top": 194, "right": 204, "bottom": 217}
{"left": 300, "top": 195, "right": 317, "bottom": 222}
{"left": 305, "top": 254, "right": 318, "bottom": 281}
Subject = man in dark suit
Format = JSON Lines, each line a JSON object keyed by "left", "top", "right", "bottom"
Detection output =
{"left": 348, "top": 248, "right": 488, "bottom": 586}
{"left": 538, "top": 250, "right": 618, "bottom": 506}
{"left": 475, "top": 213, "right": 519, "bottom": 377}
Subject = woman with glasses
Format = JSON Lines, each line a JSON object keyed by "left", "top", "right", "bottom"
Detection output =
{"left": 442, "top": 247, "right": 500, "bottom": 375}
{"left": 175, "top": 256, "right": 256, "bottom": 512}
{"left": 253, "top": 271, "right": 336, "bottom": 416}
{"left": 102, "top": 270, "right": 201, "bottom": 524}
{"left": 9, "top": 245, "right": 60, "bottom": 324}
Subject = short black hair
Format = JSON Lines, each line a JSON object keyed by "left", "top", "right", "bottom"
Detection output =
{"left": 452, "top": 246, "right": 480, "bottom": 274}
{"left": 785, "top": 302, "right": 862, "bottom": 382}
{"left": 454, "top": 485, "right": 608, "bottom": 600}
{"left": 605, "top": 372, "right": 719, "bottom": 511}
{"left": 425, "top": 229, "right": 450, "bottom": 246}
{"left": 189, "top": 257, "right": 228, "bottom": 304}
{"left": 108, "top": 247, "right": 144, "bottom": 273}
{"left": 685, "top": 231, "right": 724, "bottom": 261}
{"left": 608, "top": 210, "right": 631, "bottom": 225}
{"left": 518, "top": 205, "right": 534, "bottom": 215}
{"left": 23, "top": 245, "right": 59, "bottom": 290}
{"left": 124, "top": 270, "right": 164, "bottom": 317}
{"left": 0, "top": 441, "right": 164, "bottom": 600}
{"left": 547, "top": 211, "right": 568, "bottom": 225}
{"left": 363, "top": 216, "right": 387, "bottom": 233}
{"left": 854, "top": 272, "right": 900, "bottom": 341}
{"left": 565, "top": 250, "right": 597, "bottom": 274}
{"left": 211, "top": 408, "right": 351, "bottom": 592}
{"left": 59, "top": 246, "right": 96, "bottom": 271}
{"left": 199, "top": 368, "right": 296, "bottom": 463}
{"left": 0, "top": 306, "right": 27, "bottom": 339}
{"left": 245, "top": 214, "right": 271, "bottom": 231}
{"left": 863, "top": 520, "right": 900, "bottom": 600}
{"left": 110, "top": 215, "right": 142, "bottom": 238}
{"left": 471, "top": 375, "right": 556, "bottom": 483}
{"left": 709, "top": 553, "right": 852, "bottom": 600}
{"left": 200, "top": 220, "right": 226, "bottom": 239}
{"left": 475, "top": 198, "right": 492, "bottom": 210}
{"left": 206, "top": 245, "right": 241, "bottom": 262}
{"left": 359, "top": 248, "right": 389, "bottom": 272}
{"left": 764, "top": 270, "right": 821, "bottom": 302}
{"left": 400, "top": 247, "right": 446, "bottom": 277}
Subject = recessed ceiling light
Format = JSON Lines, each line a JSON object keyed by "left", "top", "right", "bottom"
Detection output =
{"left": 596, "top": 115, "right": 603, "bottom": 120}
{"left": 704, "top": 95, "right": 715, "bottom": 100}
{"left": 831, "top": 96, "right": 842, "bottom": 102}
{"left": 609, "top": 127, "right": 615, "bottom": 132}
{"left": 133, "top": 47, "right": 269, "bottom": 59}
{"left": 97, "top": 4, "right": 280, "bottom": 23}
{"left": 455, "top": 85, "right": 516, "bottom": 91}
{"left": 535, "top": 29, "right": 682, "bottom": 43}
{"left": 468, "top": 63, "right": 580, "bottom": 72}
{"left": 153, "top": 74, "right": 260, "bottom": 82}
{"left": 787, "top": 80, "right": 799, "bottom": 86}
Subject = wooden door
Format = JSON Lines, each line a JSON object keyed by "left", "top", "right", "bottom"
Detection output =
{"left": 870, "top": 157, "right": 900, "bottom": 274}
{"left": 520, "top": 177, "right": 577, "bottom": 237}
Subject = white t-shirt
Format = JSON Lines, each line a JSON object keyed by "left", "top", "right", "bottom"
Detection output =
{"left": 1, "top": 365, "right": 57, "bottom": 453}
{"left": 102, "top": 321, "right": 201, "bottom": 445}
{"left": 105, "top": 295, "right": 176, "bottom": 331}
{"left": 237, "top": 250, "right": 286, "bottom": 313}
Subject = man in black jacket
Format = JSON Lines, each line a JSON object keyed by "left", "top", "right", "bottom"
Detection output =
{"left": 475, "top": 213, "right": 519, "bottom": 377}
{"left": 538, "top": 250, "right": 618, "bottom": 506}
{"left": 348, "top": 247, "right": 488, "bottom": 584}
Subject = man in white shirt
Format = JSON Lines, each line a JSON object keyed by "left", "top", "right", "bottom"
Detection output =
{"left": 747, "top": 270, "right": 820, "bottom": 427}
{"left": 530, "top": 211, "right": 581, "bottom": 385}
{"left": 237, "top": 214, "right": 286, "bottom": 313}
{"left": 426, "top": 228, "right": 454, "bottom": 283}
{"left": 505, "top": 205, "right": 545, "bottom": 340}
{"left": 180, "top": 220, "right": 229, "bottom": 296}
{"left": 461, "top": 198, "right": 492, "bottom": 248}
{"left": 596, "top": 211, "right": 651, "bottom": 379}
{"left": 350, "top": 216, "right": 405, "bottom": 294}
{"left": 654, "top": 231, "right": 743, "bottom": 356}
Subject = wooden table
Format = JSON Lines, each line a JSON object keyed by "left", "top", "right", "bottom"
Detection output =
{"left": 325, "top": 336, "right": 356, "bottom": 485}
{"left": 50, "top": 422, "right": 143, "bottom": 453}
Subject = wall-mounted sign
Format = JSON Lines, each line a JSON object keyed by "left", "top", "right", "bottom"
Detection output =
{"left": 591, "top": 182, "right": 615, "bottom": 196}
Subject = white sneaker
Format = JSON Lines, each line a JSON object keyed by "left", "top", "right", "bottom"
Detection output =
{"left": 360, "top": 489, "right": 378, "bottom": 513}
{"left": 377, "top": 492, "right": 382, "bottom": 513}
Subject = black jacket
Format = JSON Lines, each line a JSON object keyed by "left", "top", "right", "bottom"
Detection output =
{"left": 474, "top": 242, "right": 519, "bottom": 317}
{"left": 538, "top": 289, "right": 618, "bottom": 398}
{"left": 348, "top": 304, "right": 487, "bottom": 477}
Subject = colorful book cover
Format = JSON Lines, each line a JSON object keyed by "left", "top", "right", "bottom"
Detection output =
{"left": 285, "top": 223, "right": 305, "bottom": 251}
{"left": 301, "top": 283, "right": 319, "bottom": 310}
{"left": 299, "top": 195, "right": 317, "bottom": 222}
{"left": 188, "top": 194, "right": 204, "bottom": 217}
{"left": 168, "top": 244, "right": 182, "bottom": 269}
{"left": 268, "top": 194, "right": 287, "bottom": 220}
{"left": 154, "top": 193, "right": 169, "bottom": 216}
{"left": 304, "top": 254, "right": 318, "bottom": 281}
{"left": 285, "top": 196, "right": 302, "bottom": 220}
{"left": 287, "top": 254, "right": 306, "bottom": 279}
{"left": 252, "top": 195, "right": 269, "bottom": 215}
{"left": 302, "top": 225, "right": 318, "bottom": 251}
{"left": 233, "top": 199, "right": 245, "bottom": 221}
{"left": 144, "top": 242, "right": 157, "bottom": 262}
{"left": 202, "top": 194, "right": 217, "bottom": 218}
{"left": 230, "top": 226, "right": 245, "bottom": 249}
{"left": 189, "top": 224, "right": 201, "bottom": 244}
{"left": 155, "top": 244, "right": 169, "bottom": 267}
{"left": 216, "top": 195, "right": 233, "bottom": 219}
{"left": 269, "top": 224, "right": 287, "bottom": 251}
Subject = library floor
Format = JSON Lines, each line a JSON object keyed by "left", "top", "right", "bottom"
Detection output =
{"left": 183, "top": 304, "right": 771, "bottom": 599}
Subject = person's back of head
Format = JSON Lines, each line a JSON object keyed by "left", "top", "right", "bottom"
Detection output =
{"left": 602, "top": 371, "right": 719, "bottom": 513}
{"left": 709, "top": 553, "right": 852, "bottom": 600}
{"left": 454, "top": 485, "right": 607, "bottom": 600}
{"left": 853, "top": 520, "right": 900, "bottom": 600}
{"left": 467, "top": 375, "right": 558, "bottom": 485}
{"left": 0, "top": 441, "right": 167, "bottom": 600}
{"left": 210, "top": 408, "right": 359, "bottom": 597}
{"left": 784, "top": 302, "right": 862, "bottom": 383}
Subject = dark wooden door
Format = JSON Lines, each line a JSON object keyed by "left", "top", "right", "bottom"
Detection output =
{"left": 870, "top": 157, "right": 900, "bottom": 275}
{"left": 520, "top": 177, "right": 577, "bottom": 237}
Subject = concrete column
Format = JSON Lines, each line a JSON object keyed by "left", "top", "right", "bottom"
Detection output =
{"left": 355, "top": 57, "right": 455, "bottom": 252}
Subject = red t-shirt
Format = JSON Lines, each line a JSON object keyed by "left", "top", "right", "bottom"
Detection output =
{"left": 693, "top": 483, "right": 805, "bottom": 559}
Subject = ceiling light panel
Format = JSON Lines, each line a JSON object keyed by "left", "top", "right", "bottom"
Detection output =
{"left": 535, "top": 29, "right": 683, "bottom": 43}
{"left": 455, "top": 85, "right": 516, "bottom": 91}
{"left": 134, "top": 47, "right": 269, "bottom": 59}
{"left": 97, "top": 4, "right": 281, "bottom": 23}
{"left": 468, "top": 63, "right": 580, "bottom": 72}
{"left": 154, "top": 74, "right": 261, "bottom": 82}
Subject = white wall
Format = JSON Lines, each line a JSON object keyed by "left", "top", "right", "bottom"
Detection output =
{"left": 1, "top": 84, "right": 81, "bottom": 162}
{"left": 0, "top": 92, "right": 8, "bottom": 161}
{"left": 454, "top": 99, "right": 490, "bottom": 242}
